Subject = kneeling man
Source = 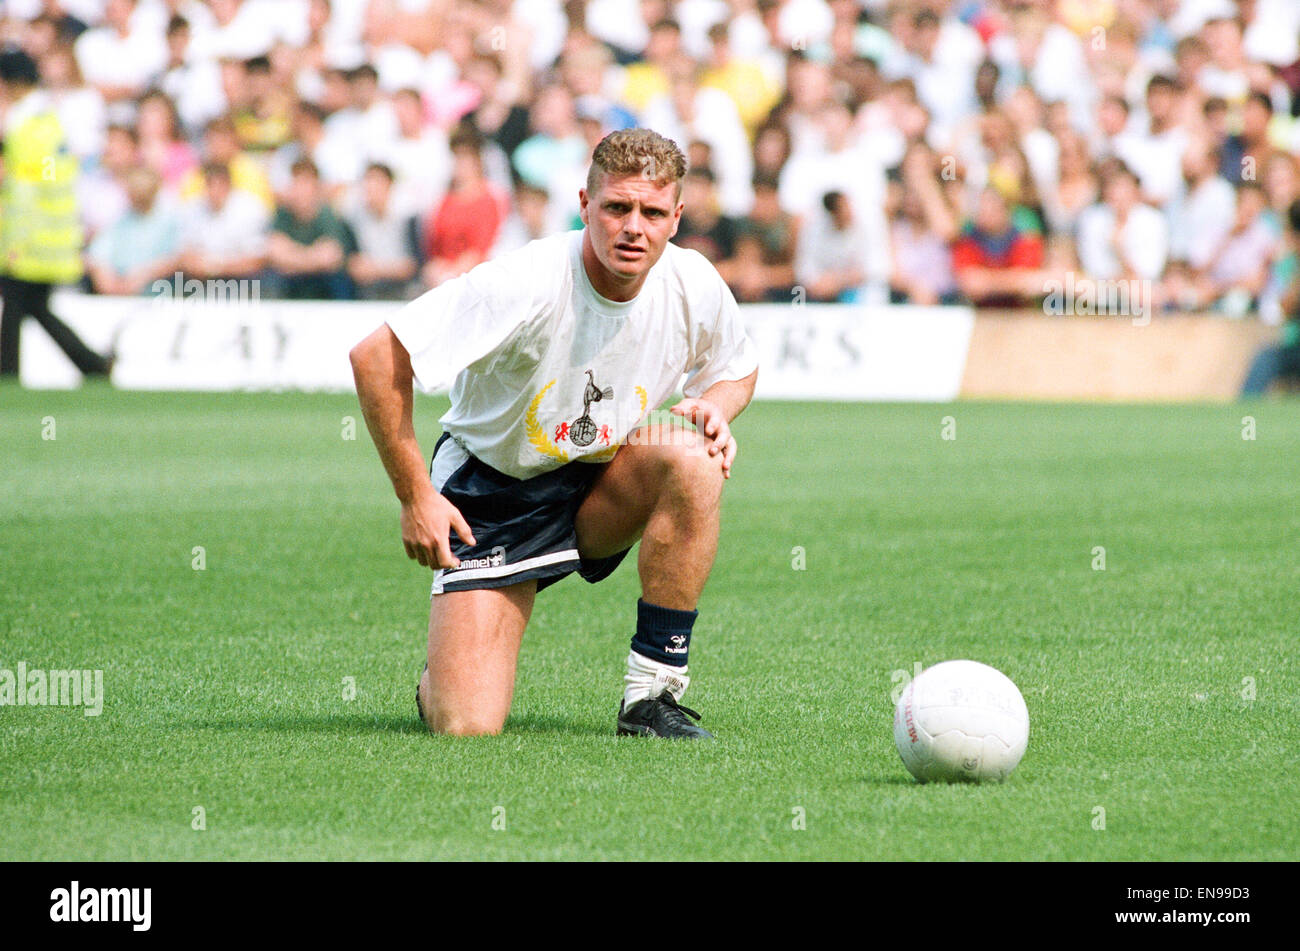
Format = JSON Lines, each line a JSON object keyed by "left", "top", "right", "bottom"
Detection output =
{"left": 350, "top": 129, "right": 758, "bottom": 738}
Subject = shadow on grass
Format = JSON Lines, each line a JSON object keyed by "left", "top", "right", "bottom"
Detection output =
{"left": 182, "top": 711, "right": 607, "bottom": 738}
{"left": 864, "top": 774, "right": 923, "bottom": 786}
{"left": 183, "top": 713, "right": 426, "bottom": 736}
{"left": 501, "top": 712, "right": 610, "bottom": 737}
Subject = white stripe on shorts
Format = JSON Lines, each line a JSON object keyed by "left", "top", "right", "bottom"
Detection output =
{"left": 431, "top": 548, "right": 581, "bottom": 595}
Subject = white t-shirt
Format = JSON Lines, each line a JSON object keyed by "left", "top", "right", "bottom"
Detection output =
{"left": 190, "top": 0, "right": 285, "bottom": 60}
{"left": 74, "top": 25, "right": 167, "bottom": 94}
{"left": 1113, "top": 126, "right": 1189, "bottom": 208}
{"left": 1168, "top": 175, "right": 1236, "bottom": 269}
{"left": 180, "top": 189, "right": 270, "bottom": 259}
{"left": 1076, "top": 203, "right": 1169, "bottom": 281}
{"left": 584, "top": 0, "right": 647, "bottom": 54}
{"left": 387, "top": 230, "right": 759, "bottom": 480}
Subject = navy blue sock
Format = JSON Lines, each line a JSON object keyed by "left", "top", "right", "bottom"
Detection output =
{"left": 631, "top": 598, "right": 697, "bottom": 668}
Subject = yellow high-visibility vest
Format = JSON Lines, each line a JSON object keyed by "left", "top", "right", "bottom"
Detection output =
{"left": 1, "top": 107, "right": 83, "bottom": 284}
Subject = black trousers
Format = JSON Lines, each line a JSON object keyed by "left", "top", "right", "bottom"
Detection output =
{"left": 0, "top": 276, "right": 109, "bottom": 377}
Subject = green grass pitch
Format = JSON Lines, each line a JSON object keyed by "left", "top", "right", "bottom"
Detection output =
{"left": 2, "top": 384, "right": 1297, "bottom": 861}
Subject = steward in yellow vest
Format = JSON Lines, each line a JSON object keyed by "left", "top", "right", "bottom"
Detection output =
{"left": 0, "top": 48, "right": 111, "bottom": 379}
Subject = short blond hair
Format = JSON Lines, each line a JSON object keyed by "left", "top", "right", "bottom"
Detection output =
{"left": 586, "top": 128, "right": 687, "bottom": 197}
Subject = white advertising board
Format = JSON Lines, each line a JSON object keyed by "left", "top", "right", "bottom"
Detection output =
{"left": 17, "top": 293, "right": 974, "bottom": 401}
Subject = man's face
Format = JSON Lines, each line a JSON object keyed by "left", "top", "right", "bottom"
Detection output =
{"left": 206, "top": 130, "right": 238, "bottom": 163}
{"left": 352, "top": 74, "right": 378, "bottom": 108}
{"left": 104, "top": 130, "right": 136, "bottom": 170}
{"left": 167, "top": 26, "right": 189, "bottom": 59}
{"left": 579, "top": 172, "right": 683, "bottom": 286}
{"left": 828, "top": 194, "right": 853, "bottom": 229}
{"left": 125, "top": 171, "right": 158, "bottom": 213}
{"left": 393, "top": 92, "right": 421, "bottom": 132}
{"left": 1098, "top": 101, "right": 1127, "bottom": 137}
{"left": 1104, "top": 173, "right": 1139, "bottom": 212}
{"left": 205, "top": 173, "right": 231, "bottom": 209}
{"left": 517, "top": 188, "right": 548, "bottom": 231}
{"left": 646, "top": 25, "right": 680, "bottom": 63}
{"left": 975, "top": 189, "right": 1010, "bottom": 233}
{"left": 247, "top": 68, "right": 273, "bottom": 100}
{"left": 681, "top": 174, "right": 713, "bottom": 216}
{"left": 1182, "top": 146, "right": 1209, "bottom": 183}
{"left": 106, "top": 0, "right": 133, "bottom": 30}
{"left": 362, "top": 169, "right": 389, "bottom": 212}
{"left": 532, "top": 86, "right": 574, "bottom": 138}
{"left": 912, "top": 19, "right": 939, "bottom": 56}
{"left": 288, "top": 172, "right": 320, "bottom": 215}
{"left": 1243, "top": 101, "right": 1270, "bottom": 138}
{"left": 1147, "top": 87, "right": 1175, "bottom": 124}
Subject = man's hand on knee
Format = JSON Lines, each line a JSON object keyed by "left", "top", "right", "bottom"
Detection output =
{"left": 669, "top": 398, "right": 738, "bottom": 478}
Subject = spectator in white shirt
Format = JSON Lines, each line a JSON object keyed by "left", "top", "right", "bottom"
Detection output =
{"left": 779, "top": 54, "right": 835, "bottom": 158}
{"left": 36, "top": 42, "right": 106, "bottom": 162}
{"left": 196, "top": 0, "right": 278, "bottom": 61}
{"left": 1197, "top": 15, "right": 1255, "bottom": 103}
{"left": 372, "top": 87, "right": 451, "bottom": 218}
{"left": 1201, "top": 182, "right": 1279, "bottom": 314}
{"left": 795, "top": 190, "right": 877, "bottom": 303}
{"left": 642, "top": 60, "right": 753, "bottom": 217}
{"left": 1115, "top": 74, "right": 1190, "bottom": 209}
{"left": 1042, "top": 129, "right": 1098, "bottom": 242}
{"left": 74, "top": 0, "right": 167, "bottom": 102}
{"left": 1167, "top": 138, "right": 1235, "bottom": 272}
{"left": 779, "top": 98, "right": 891, "bottom": 290}
{"left": 286, "top": 0, "right": 333, "bottom": 103}
{"left": 323, "top": 63, "right": 398, "bottom": 158}
{"left": 341, "top": 163, "right": 421, "bottom": 301}
{"left": 991, "top": 3, "right": 1094, "bottom": 131}
{"left": 490, "top": 182, "right": 554, "bottom": 259}
{"left": 178, "top": 161, "right": 270, "bottom": 282}
{"left": 157, "top": 13, "right": 226, "bottom": 137}
{"left": 78, "top": 123, "right": 138, "bottom": 241}
{"left": 585, "top": 0, "right": 649, "bottom": 58}
{"left": 1242, "top": 0, "right": 1300, "bottom": 68}
{"left": 1077, "top": 161, "right": 1169, "bottom": 282}
{"left": 268, "top": 100, "right": 364, "bottom": 200}
{"left": 776, "top": 0, "right": 835, "bottom": 55}
{"left": 1092, "top": 93, "right": 1133, "bottom": 161}
{"left": 886, "top": 7, "right": 978, "bottom": 147}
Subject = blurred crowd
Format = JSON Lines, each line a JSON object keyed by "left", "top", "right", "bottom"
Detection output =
{"left": 3, "top": 0, "right": 1300, "bottom": 319}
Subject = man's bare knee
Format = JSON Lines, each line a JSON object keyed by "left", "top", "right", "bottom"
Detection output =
{"left": 627, "top": 426, "right": 724, "bottom": 487}
{"left": 657, "top": 437, "right": 724, "bottom": 500}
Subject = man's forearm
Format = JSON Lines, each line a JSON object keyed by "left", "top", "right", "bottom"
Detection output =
{"left": 350, "top": 325, "right": 431, "bottom": 505}
{"left": 698, "top": 368, "right": 758, "bottom": 423}
{"left": 267, "top": 236, "right": 307, "bottom": 274}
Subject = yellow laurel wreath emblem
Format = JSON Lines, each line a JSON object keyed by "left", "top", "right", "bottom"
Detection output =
{"left": 525, "top": 379, "right": 569, "bottom": 463}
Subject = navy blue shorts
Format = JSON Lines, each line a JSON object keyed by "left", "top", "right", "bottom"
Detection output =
{"left": 428, "top": 433, "right": 631, "bottom": 595}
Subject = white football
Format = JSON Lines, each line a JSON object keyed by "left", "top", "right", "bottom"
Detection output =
{"left": 893, "top": 660, "right": 1030, "bottom": 783}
